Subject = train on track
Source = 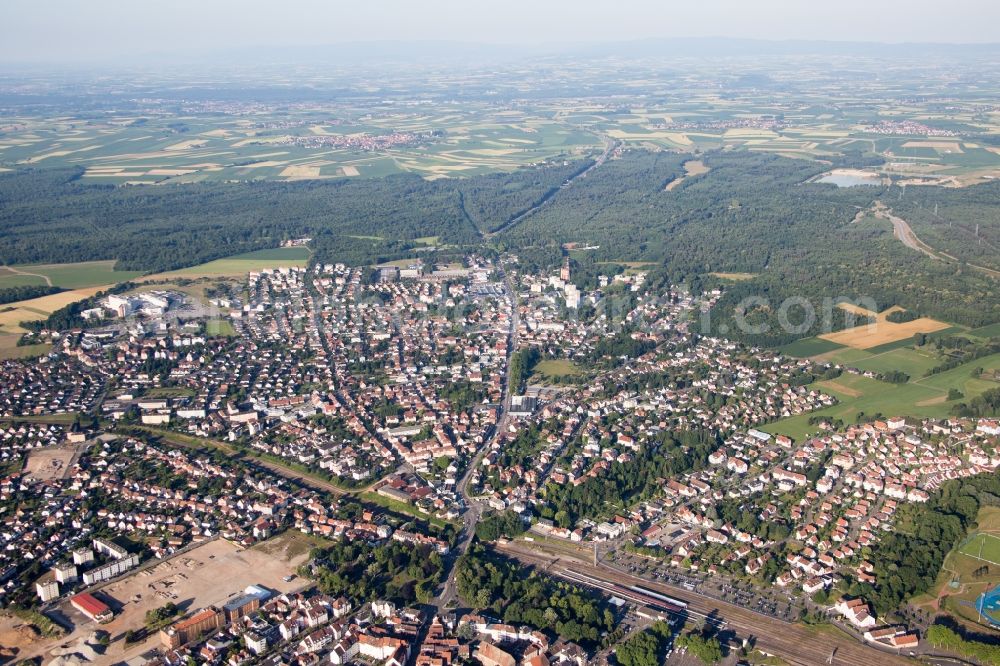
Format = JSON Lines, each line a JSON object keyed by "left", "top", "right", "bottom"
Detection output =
{"left": 559, "top": 567, "right": 726, "bottom": 627}
{"left": 628, "top": 584, "right": 688, "bottom": 609}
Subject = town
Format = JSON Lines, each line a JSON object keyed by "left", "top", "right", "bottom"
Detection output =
{"left": 1, "top": 254, "right": 998, "bottom": 666}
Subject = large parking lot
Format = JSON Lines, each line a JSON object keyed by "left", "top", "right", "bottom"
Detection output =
{"left": 606, "top": 550, "right": 796, "bottom": 621}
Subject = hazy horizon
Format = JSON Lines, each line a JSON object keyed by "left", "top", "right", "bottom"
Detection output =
{"left": 3, "top": 0, "right": 1000, "bottom": 65}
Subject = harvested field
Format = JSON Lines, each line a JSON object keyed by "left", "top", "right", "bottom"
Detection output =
{"left": 164, "top": 139, "right": 207, "bottom": 151}
{"left": 241, "top": 160, "right": 288, "bottom": 168}
{"left": 835, "top": 302, "right": 877, "bottom": 318}
{"left": 819, "top": 306, "right": 950, "bottom": 349}
{"left": 709, "top": 272, "right": 756, "bottom": 281}
{"left": 341, "top": 165, "right": 360, "bottom": 176}
{"left": 607, "top": 129, "right": 693, "bottom": 145}
{"left": 901, "top": 140, "right": 963, "bottom": 152}
{"left": 666, "top": 159, "right": 710, "bottom": 191}
{"left": 0, "top": 286, "right": 111, "bottom": 334}
{"left": 280, "top": 165, "right": 322, "bottom": 179}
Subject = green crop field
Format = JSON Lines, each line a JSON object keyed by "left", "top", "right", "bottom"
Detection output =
{"left": 0, "top": 105, "right": 603, "bottom": 184}
{"left": 969, "top": 323, "right": 1000, "bottom": 339}
{"left": 817, "top": 347, "right": 882, "bottom": 365}
{"left": 1, "top": 260, "right": 143, "bottom": 289}
{"left": 778, "top": 337, "right": 844, "bottom": 358}
{"left": 0, "top": 333, "right": 50, "bottom": 361}
{"left": 850, "top": 347, "right": 941, "bottom": 377}
{"left": 763, "top": 352, "right": 1000, "bottom": 441}
{"left": 143, "top": 246, "right": 311, "bottom": 279}
{"left": 0, "top": 271, "right": 49, "bottom": 289}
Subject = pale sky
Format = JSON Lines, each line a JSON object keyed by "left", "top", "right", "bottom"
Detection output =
{"left": 2, "top": 0, "right": 998, "bottom": 63}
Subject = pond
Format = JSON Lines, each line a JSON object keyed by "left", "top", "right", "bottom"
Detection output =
{"left": 816, "top": 170, "right": 882, "bottom": 187}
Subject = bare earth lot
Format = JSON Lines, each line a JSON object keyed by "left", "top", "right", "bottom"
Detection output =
{"left": 23, "top": 445, "right": 79, "bottom": 482}
{"left": 17, "top": 535, "right": 315, "bottom": 665}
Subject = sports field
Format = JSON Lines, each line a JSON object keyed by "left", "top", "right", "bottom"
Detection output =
{"left": 206, "top": 319, "right": 237, "bottom": 337}
{"left": 912, "top": 508, "right": 1000, "bottom": 627}
{"left": 960, "top": 534, "right": 1000, "bottom": 566}
{"left": 531, "top": 359, "right": 585, "bottom": 384}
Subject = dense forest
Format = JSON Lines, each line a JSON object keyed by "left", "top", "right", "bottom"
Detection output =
{"left": 503, "top": 149, "right": 1000, "bottom": 342}
{"left": 3, "top": 149, "right": 998, "bottom": 343}
{"left": 891, "top": 181, "right": 1000, "bottom": 272}
{"left": 0, "top": 161, "right": 588, "bottom": 272}
{"left": 457, "top": 159, "right": 593, "bottom": 233}
{"left": 306, "top": 538, "right": 446, "bottom": 606}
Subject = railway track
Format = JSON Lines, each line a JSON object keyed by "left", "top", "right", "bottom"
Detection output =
{"left": 498, "top": 541, "right": 917, "bottom": 666}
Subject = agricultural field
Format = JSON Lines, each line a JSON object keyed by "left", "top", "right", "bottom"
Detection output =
{"left": 762, "top": 351, "right": 1000, "bottom": 441}
{"left": 778, "top": 337, "right": 844, "bottom": 358}
{"left": 139, "top": 246, "right": 311, "bottom": 280}
{"left": 818, "top": 306, "right": 951, "bottom": 350}
{"left": 848, "top": 347, "right": 943, "bottom": 377}
{"left": 783, "top": 306, "right": 958, "bottom": 358}
{"left": 0, "top": 260, "right": 143, "bottom": 290}
{"left": 969, "top": 323, "right": 1000, "bottom": 339}
{"left": 709, "top": 272, "right": 757, "bottom": 282}
{"left": 665, "top": 159, "right": 711, "bottom": 190}
{"left": 0, "top": 286, "right": 111, "bottom": 334}
{"left": 0, "top": 333, "right": 50, "bottom": 360}
{"left": 3, "top": 67, "right": 999, "bottom": 187}
{"left": 0, "top": 106, "right": 602, "bottom": 184}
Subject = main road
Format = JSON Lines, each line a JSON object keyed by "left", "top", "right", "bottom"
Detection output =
{"left": 496, "top": 541, "right": 918, "bottom": 666}
{"left": 434, "top": 267, "right": 520, "bottom": 609}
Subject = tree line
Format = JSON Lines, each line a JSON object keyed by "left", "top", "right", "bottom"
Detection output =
{"left": 0, "top": 284, "right": 63, "bottom": 305}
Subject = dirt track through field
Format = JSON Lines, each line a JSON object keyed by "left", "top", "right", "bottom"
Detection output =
{"left": 0, "top": 265, "right": 52, "bottom": 286}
